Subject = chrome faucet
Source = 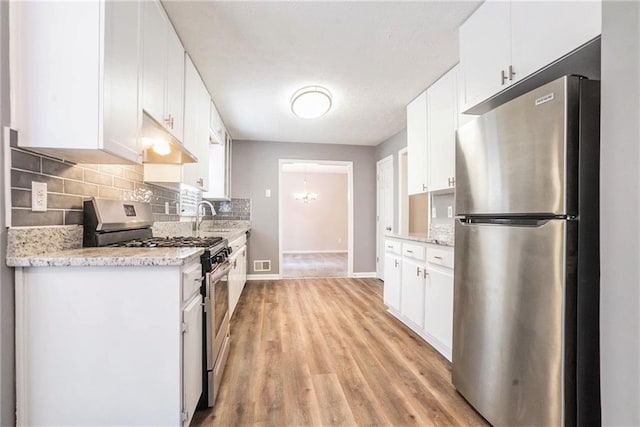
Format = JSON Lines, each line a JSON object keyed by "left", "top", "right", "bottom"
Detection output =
{"left": 195, "top": 200, "right": 216, "bottom": 231}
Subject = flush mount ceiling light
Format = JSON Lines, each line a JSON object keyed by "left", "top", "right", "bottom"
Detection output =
{"left": 291, "top": 86, "right": 332, "bottom": 119}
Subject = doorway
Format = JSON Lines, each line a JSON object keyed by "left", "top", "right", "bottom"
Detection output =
{"left": 376, "top": 155, "right": 394, "bottom": 280}
{"left": 278, "top": 160, "right": 354, "bottom": 278}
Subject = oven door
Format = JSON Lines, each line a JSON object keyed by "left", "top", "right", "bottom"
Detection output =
{"left": 205, "top": 260, "right": 231, "bottom": 371}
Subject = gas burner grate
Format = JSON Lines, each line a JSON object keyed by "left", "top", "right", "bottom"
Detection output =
{"left": 111, "top": 236, "right": 224, "bottom": 248}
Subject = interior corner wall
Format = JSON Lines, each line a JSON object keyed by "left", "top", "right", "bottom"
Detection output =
{"left": 0, "top": 1, "right": 16, "bottom": 425}
{"left": 600, "top": 1, "right": 640, "bottom": 425}
{"left": 281, "top": 172, "right": 348, "bottom": 253}
{"left": 231, "top": 140, "right": 376, "bottom": 275}
{"left": 374, "top": 128, "right": 407, "bottom": 232}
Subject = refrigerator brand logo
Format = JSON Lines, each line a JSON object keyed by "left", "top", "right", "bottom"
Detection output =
{"left": 535, "top": 93, "right": 555, "bottom": 106}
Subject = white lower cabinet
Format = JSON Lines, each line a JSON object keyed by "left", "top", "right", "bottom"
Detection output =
{"left": 383, "top": 238, "right": 454, "bottom": 361}
{"left": 424, "top": 266, "right": 454, "bottom": 360}
{"left": 400, "top": 257, "right": 426, "bottom": 330}
{"left": 14, "top": 260, "right": 203, "bottom": 426}
{"left": 383, "top": 253, "right": 402, "bottom": 312}
{"left": 228, "top": 234, "right": 248, "bottom": 318}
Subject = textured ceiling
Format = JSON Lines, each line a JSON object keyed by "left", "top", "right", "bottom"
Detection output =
{"left": 163, "top": 1, "right": 482, "bottom": 146}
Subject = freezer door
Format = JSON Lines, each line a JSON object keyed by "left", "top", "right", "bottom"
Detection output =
{"left": 452, "top": 218, "right": 576, "bottom": 426}
{"left": 456, "top": 76, "right": 581, "bottom": 216}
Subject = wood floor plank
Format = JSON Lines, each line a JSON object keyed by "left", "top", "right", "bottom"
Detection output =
{"left": 192, "top": 278, "right": 488, "bottom": 427}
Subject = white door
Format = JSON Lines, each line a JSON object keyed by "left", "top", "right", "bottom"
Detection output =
{"left": 376, "top": 156, "right": 394, "bottom": 279}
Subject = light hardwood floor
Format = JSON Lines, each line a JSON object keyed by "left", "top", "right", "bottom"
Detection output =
{"left": 193, "top": 278, "right": 487, "bottom": 426}
{"left": 282, "top": 252, "right": 348, "bottom": 278}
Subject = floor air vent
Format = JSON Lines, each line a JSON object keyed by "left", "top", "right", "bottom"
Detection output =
{"left": 254, "top": 260, "right": 271, "bottom": 272}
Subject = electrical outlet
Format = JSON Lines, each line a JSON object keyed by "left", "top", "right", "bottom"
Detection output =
{"left": 447, "top": 206, "right": 453, "bottom": 218}
{"left": 31, "top": 182, "right": 47, "bottom": 212}
{"left": 432, "top": 207, "right": 437, "bottom": 218}
{"left": 164, "top": 202, "right": 169, "bottom": 214}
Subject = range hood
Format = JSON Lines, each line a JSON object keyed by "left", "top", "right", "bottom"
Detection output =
{"left": 141, "top": 113, "right": 198, "bottom": 164}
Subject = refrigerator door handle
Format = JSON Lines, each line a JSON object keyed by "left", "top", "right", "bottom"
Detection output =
{"left": 459, "top": 217, "right": 559, "bottom": 228}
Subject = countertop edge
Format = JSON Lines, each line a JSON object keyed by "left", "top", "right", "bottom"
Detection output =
{"left": 6, "top": 248, "right": 204, "bottom": 268}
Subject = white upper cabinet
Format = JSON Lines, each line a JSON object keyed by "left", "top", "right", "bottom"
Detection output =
{"left": 142, "top": 0, "right": 185, "bottom": 142}
{"left": 10, "top": 0, "right": 142, "bottom": 164}
{"left": 459, "top": 0, "right": 601, "bottom": 111}
{"left": 183, "top": 55, "right": 211, "bottom": 191}
{"left": 209, "top": 101, "right": 225, "bottom": 145}
{"left": 204, "top": 133, "right": 232, "bottom": 200}
{"left": 428, "top": 66, "right": 458, "bottom": 192}
{"left": 406, "top": 91, "right": 429, "bottom": 195}
{"left": 459, "top": 0, "right": 511, "bottom": 112}
{"left": 510, "top": 1, "right": 601, "bottom": 83}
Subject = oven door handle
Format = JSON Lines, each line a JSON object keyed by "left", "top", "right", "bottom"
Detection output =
{"left": 209, "top": 260, "right": 232, "bottom": 283}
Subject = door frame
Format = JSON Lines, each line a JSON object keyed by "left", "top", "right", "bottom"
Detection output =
{"left": 278, "top": 159, "right": 354, "bottom": 277}
{"left": 376, "top": 154, "right": 394, "bottom": 279}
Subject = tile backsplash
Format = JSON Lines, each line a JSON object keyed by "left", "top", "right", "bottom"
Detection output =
{"left": 10, "top": 136, "right": 180, "bottom": 227}
{"left": 211, "top": 198, "right": 251, "bottom": 221}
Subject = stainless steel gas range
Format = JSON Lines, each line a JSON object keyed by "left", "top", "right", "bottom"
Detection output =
{"left": 83, "top": 197, "right": 232, "bottom": 409}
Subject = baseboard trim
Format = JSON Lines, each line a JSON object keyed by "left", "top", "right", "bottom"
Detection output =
{"left": 247, "top": 274, "right": 282, "bottom": 281}
{"left": 351, "top": 272, "right": 378, "bottom": 278}
{"left": 282, "top": 250, "right": 348, "bottom": 254}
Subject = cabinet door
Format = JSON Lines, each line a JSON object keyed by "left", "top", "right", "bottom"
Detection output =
{"left": 102, "top": 0, "right": 141, "bottom": 163}
{"left": 183, "top": 55, "right": 211, "bottom": 191}
{"left": 183, "top": 294, "right": 203, "bottom": 426}
{"left": 406, "top": 91, "right": 429, "bottom": 195}
{"left": 142, "top": 0, "right": 167, "bottom": 124}
{"left": 511, "top": 1, "right": 601, "bottom": 83}
{"left": 400, "top": 258, "right": 426, "bottom": 329}
{"left": 228, "top": 253, "right": 241, "bottom": 317}
{"left": 459, "top": 0, "right": 511, "bottom": 110}
{"left": 383, "top": 254, "right": 402, "bottom": 312}
{"left": 165, "top": 27, "right": 185, "bottom": 141}
{"left": 424, "top": 266, "right": 454, "bottom": 360}
{"left": 428, "top": 67, "right": 457, "bottom": 192}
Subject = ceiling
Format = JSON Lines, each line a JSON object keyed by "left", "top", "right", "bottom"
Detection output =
{"left": 163, "top": 1, "right": 482, "bottom": 146}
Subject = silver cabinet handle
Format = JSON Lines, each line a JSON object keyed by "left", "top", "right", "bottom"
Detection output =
{"left": 424, "top": 269, "right": 429, "bottom": 279}
{"left": 416, "top": 266, "right": 421, "bottom": 276}
{"left": 387, "top": 245, "right": 393, "bottom": 249}
{"left": 394, "top": 259, "right": 399, "bottom": 268}
{"left": 434, "top": 256, "right": 443, "bottom": 260}
{"left": 406, "top": 250, "right": 414, "bottom": 254}
{"left": 501, "top": 69, "right": 508, "bottom": 85}
{"left": 508, "top": 64, "right": 516, "bottom": 81}
{"left": 386, "top": 226, "right": 392, "bottom": 231}
{"left": 422, "top": 184, "right": 428, "bottom": 192}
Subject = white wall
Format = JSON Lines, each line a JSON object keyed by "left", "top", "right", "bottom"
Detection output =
{"left": 600, "top": 1, "right": 640, "bottom": 424}
{"left": 282, "top": 172, "right": 348, "bottom": 253}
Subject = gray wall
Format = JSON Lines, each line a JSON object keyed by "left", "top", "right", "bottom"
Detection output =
{"left": 374, "top": 128, "right": 407, "bottom": 232}
{"left": 0, "top": 1, "right": 15, "bottom": 425}
{"left": 231, "top": 140, "right": 376, "bottom": 274}
{"left": 600, "top": 1, "right": 640, "bottom": 424}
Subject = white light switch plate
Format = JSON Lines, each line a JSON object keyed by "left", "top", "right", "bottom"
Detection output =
{"left": 447, "top": 206, "right": 453, "bottom": 218}
{"left": 164, "top": 202, "right": 169, "bottom": 214}
{"left": 32, "top": 181, "right": 47, "bottom": 212}
{"left": 431, "top": 207, "right": 437, "bottom": 218}
{"left": 265, "top": 189, "right": 271, "bottom": 197}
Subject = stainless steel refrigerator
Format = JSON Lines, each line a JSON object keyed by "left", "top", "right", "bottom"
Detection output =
{"left": 453, "top": 75, "right": 600, "bottom": 426}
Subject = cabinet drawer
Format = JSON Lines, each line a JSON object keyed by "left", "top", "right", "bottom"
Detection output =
{"left": 427, "top": 247, "right": 454, "bottom": 269}
{"left": 403, "top": 242, "right": 426, "bottom": 261}
{"left": 229, "top": 234, "right": 247, "bottom": 254}
{"left": 385, "top": 239, "right": 402, "bottom": 255}
{"left": 182, "top": 262, "right": 203, "bottom": 301}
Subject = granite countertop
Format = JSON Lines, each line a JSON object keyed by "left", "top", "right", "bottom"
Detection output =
{"left": 197, "top": 227, "right": 250, "bottom": 243}
{"left": 385, "top": 232, "right": 454, "bottom": 247}
{"left": 7, "top": 247, "right": 204, "bottom": 268}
